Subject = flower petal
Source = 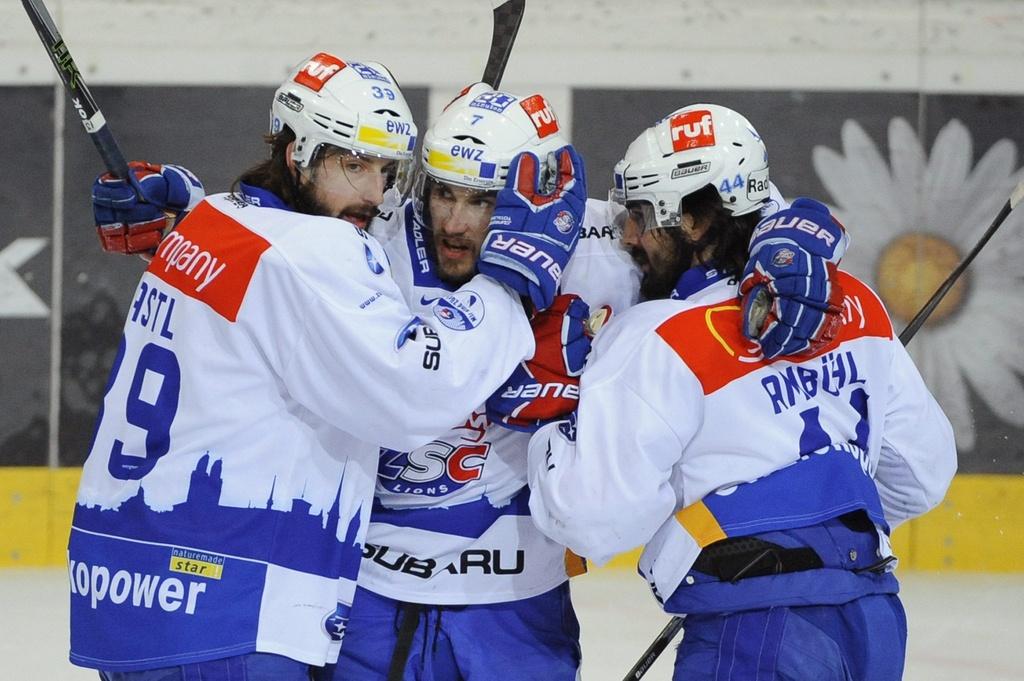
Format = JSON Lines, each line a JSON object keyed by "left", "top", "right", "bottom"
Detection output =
{"left": 924, "top": 120, "right": 972, "bottom": 233}
{"left": 957, "top": 336, "right": 1024, "bottom": 427}
{"left": 813, "top": 120, "right": 902, "bottom": 225}
{"left": 888, "top": 117, "right": 926, "bottom": 229}
{"left": 946, "top": 143, "right": 1019, "bottom": 249}
{"left": 910, "top": 333, "right": 975, "bottom": 451}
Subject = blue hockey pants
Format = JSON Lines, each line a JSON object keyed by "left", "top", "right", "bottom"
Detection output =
{"left": 673, "top": 593, "right": 908, "bottom": 681}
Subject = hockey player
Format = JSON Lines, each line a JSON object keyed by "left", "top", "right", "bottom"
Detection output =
{"left": 87, "top": 84, "right": 844, "bottom": 679}
{"left": 519, "top": 104, "right": 957, "bottom": 680}
{"left": 70, "top": 53, "right": 587, "bottom": 680}
{"left": 327, "top": 84, "right": 605, "bottom": 681}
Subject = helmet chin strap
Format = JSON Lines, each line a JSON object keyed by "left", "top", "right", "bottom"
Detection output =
{"left": 282, "top": 140, "right": 314, "bottom": 210}
{"left": 294, "top": 161, "right": 317, "bottom": 187}
{"left": 291, "top": 162, "right": 310, "bottom": 190}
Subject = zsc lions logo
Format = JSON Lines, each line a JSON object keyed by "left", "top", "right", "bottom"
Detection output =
{"left": 771, "top": 247, "right": 796, "bottom": 268}
{"left": 349, "top": 62, "right": 390, "bottom": 82}
{"left": 432, "top": 290, "right": 485, "bottom": 331}
{"left": 553, "top": 209, "right": 575, "bottom": 234}
{"left": 364, "top": 244, "right": 385, "bottom": 275}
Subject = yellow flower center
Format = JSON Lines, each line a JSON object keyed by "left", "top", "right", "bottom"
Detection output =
{"left": 875, "top": 232, "right": 967, "bottom": 325}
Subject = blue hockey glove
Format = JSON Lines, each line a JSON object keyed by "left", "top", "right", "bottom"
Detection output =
{"left": 487, "top": 294, "right": 595, "bottom": 432}
{"left": 478, "top": 145, "right": 587, "bottom": 311}
{"left": 740, "top": 198, "right": 849, "bottom": 359}
{"left": 93, "top": 161, "right": 204, "bottom": 256}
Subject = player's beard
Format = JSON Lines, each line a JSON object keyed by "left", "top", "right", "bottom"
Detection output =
{"left": 629, "top": 229, "right": 693, "bottom": 301}
{"left": 293, "top": 167, "right": 379, "bottom": 227}
{"left": 428, "top": 228, "right": 480, "bottom": 287}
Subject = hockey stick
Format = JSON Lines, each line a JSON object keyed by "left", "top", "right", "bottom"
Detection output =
{"left": 898, "top": 178, "right": 1024, "bottom": 344}
{"left": 621, "top": 615, "right": 685, "bottom": 681}
{"left": 22, "top": 0, "right": 130, "bottom": 180}
{"left": 481, "top": 0, "right": 526, "bottom": 88}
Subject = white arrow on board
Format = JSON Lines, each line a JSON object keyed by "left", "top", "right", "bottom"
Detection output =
{"left": 0, "top": 237, "right": 50, "bottom": 318}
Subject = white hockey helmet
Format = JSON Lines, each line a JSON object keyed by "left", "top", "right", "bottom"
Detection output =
{"left": 612, "top": 103, "right": 770, "bottom": 231}
{"left": 271, "top": 52, "right": 418, "bottom": 197}
{"left": 415, "top": 83, "right": 569, "bottom": 214}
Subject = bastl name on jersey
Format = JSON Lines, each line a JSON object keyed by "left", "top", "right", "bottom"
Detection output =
{"left": 128, "top": 281, "right": 177, "bottom": 339}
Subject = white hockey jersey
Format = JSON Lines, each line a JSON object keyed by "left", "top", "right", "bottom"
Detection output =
{"left": 357, "top": 198, "right": 639, "bottom": 604}
{"left": 68, "top": 187, "right": 534, "bottom": 671}
{"left": 527, "top": 269, "right": 957, "bottom": 604}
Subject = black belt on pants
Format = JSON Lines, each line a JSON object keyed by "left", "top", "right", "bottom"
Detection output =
{"left": 691, "top": 511, "right": 893, "bottom": 583}
{"left": 692, "top": 536, "right": 823, "bottom": 583}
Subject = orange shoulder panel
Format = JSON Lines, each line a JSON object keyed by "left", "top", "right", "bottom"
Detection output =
{"left": 147, "top": 201, "right": 271, "bottom": 322}
{"left": 655, "top": 272, "right": 893, "bottom": 395}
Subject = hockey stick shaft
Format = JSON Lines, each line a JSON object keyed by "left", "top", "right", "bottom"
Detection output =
{"left": 482, "top": 0, "right": 526, "bottom": 88}
{"left": 898, "top": 179, "right": 1024, "bottom": 344}
{"left": 22, "top": 0, "right": 130, "bottom": 179}
{"left": 621, "top": 615, "right": 685, "bottom": 681}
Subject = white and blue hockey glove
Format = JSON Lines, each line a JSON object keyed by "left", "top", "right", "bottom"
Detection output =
{"left": 487, "top": 294, "right": 595, "bottom": 432}
{"left": 93, "top": 161, "right": 204, "bottom": 256}
{"left": 477, "top": 145, "right": 587, "bottom": 311}
{"left": 740, "top": 198, "right": 849, "bottom": 359}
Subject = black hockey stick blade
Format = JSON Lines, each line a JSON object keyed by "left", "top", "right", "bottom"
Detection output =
{"left": 482, "top": 0, "right": 526, "bottom": 89}
{"left": 22, "top": 0, "right": 130, "bottom": 179}
{"left": 621, "top": 615, "right": 685, "bottom": 681}
{"left": 898, "top": 178, "right": 1024, "bottom": 345}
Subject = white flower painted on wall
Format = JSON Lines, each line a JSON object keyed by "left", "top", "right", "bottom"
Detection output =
{"left": 813, "top": 117, "right": 1024, "bottom": 451}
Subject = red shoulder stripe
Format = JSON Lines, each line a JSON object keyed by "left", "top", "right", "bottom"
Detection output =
{"left": 147, "top": 201, "right": 271, "bottom": 322}
{"left": 655, "top": 273, "right": 893, "bottom": 395}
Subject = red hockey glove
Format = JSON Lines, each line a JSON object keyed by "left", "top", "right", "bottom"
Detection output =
{"left": 93, "top": 161, "right": 204, "bottom": 257}
{"left": 487, "top": 294, "right": 609, "bottom": 432}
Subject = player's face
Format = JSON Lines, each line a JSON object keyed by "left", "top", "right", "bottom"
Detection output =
{"left": 427, "top": 181, "right": 497, "bottom": 286}
{"left": 621, "top": 205, "right": 692, "bottom": 300}
{"left": 307, "top": 147, "right": 397, "bottom": 229}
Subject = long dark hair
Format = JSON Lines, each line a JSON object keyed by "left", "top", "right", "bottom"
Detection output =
{"left": 681, "top": 185, "right": 762, "bottom": 282}
{"left": 233, "top": 128, "right": 322, "bottom": 213}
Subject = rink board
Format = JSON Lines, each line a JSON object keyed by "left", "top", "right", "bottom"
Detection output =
{"left": 2, "top": 467, "right": 1021, "bottom": 572}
